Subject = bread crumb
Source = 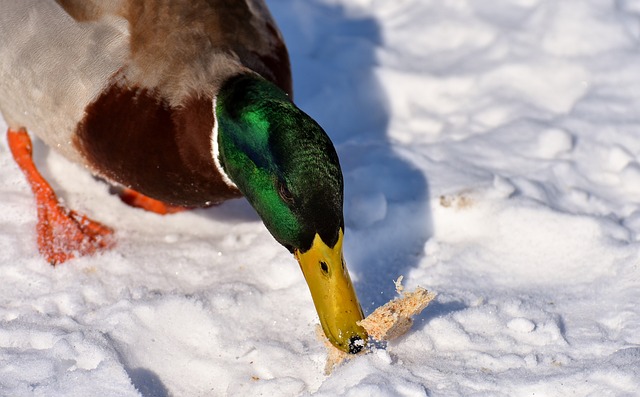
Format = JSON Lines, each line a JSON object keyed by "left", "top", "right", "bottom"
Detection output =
{"left": 394, "top": 275, "right": 404, "bottom": 293}
{"left": 317, "top": 325, "right": 351, "bottom": 375}
{"left": 439, "top": 192, "right": 473, "bottom": 209}
{"left": 358, "top": 286, "right": 436, "bottom": 341}
{"left": 320, "top": 278, "right": 436, "bottom": 374}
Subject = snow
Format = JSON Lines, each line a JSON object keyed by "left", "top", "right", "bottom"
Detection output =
{"left": 2, "top": 0, "right": 640, "bottom": 395}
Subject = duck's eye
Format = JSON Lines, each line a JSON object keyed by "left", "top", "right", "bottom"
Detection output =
{"left": 277, "top": 179, "right": 294, "bottom": 204}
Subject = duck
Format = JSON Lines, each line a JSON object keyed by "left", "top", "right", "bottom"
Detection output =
{"left": 0, "top": 0, "right": 367, "bottom": 354}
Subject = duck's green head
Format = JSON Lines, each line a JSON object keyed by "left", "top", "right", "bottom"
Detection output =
{"left": 214, "top": 74, "right": 367, "bottom": 353}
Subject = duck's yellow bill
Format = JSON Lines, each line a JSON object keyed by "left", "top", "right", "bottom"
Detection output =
{"left": 294, "top": 229, "right": 368, "bottom": 353}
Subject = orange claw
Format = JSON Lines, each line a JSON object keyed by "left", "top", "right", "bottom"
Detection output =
{"left": 119, "top": 188, "right": 189, "bottom": 215}
{"left": 7, "top": 128, "right": 114, "bottom": 265}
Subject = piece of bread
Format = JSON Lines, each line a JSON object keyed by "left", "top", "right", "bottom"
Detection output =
{"left": 321, "top": 278, "right": 436, "bottom": 374}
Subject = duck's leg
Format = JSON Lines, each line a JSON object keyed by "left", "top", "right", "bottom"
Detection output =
{"left": 118, "top": 188, "right": 189, "bottom": 215}
{"left": 7, "top": 128, "right": 114, "bottom": 265}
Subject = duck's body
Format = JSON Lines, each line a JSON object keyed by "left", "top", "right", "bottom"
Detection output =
{"left": 1, "top": 0, "right": 368, "bottom": 354}
{"left": 0, "top": 0, "right": 289, "bottom": 205}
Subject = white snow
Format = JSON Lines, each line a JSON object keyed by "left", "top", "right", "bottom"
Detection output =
{"left": 2, "top": 0, "right": 640, "bottom": 395}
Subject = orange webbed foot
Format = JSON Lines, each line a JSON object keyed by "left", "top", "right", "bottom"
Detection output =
{"left": 118, "top": 188, "right": 190, "bottom": 215}
{"left": 35, "top": 203, "right": 114, "bottom": 265}
{"left": 7, "top": 128, "right": 114, "bottom": 265}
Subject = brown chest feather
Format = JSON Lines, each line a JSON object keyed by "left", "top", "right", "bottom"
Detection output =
{"left": 74, "top": 83, "right": 241, "bottom": 207}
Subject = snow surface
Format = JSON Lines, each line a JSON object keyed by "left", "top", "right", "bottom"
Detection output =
{"left": 2, "top": 0, "right": 640, "bottom": 395}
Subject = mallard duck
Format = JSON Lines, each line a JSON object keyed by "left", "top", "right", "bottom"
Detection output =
{"left": 0, "top": 0, "right": 367, "bottom": 354}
